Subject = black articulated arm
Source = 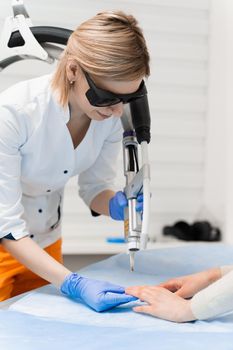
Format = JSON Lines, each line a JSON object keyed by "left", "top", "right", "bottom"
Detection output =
{"left": 129, "top": 94, "right": 151, "bottom": 144}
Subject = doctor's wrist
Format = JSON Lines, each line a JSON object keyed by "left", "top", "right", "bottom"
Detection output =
{"left": 54, "top": 269, "right": 72, "bottom": 289}
{"left": 60, "top": 272, "right": 84, "bottom": 299}
{"left": 109, "top": 191, "right": 127, "bottom": 221}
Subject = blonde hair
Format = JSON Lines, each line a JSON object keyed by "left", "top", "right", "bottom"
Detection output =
{"left": 51, "top": 11, "right": 150, "bottom": 107}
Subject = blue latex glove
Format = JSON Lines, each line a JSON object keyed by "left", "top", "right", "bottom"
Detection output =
{"left": 60, "top": 273, "right": 137, "bottom": 312}
{"left": 109, "top": 191, "right": 143, "bottom": 221}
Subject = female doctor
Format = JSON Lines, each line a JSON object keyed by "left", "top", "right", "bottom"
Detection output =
{"left": 0, "top": 11, "right": 149, "bottom": 311}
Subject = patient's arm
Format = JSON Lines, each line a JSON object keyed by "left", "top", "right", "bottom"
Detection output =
{"left": 2, "top": 236, "right": 71, "bottom": 288}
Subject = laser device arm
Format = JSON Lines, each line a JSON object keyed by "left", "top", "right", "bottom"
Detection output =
{"left": 121, "top": 94, "right": 151, "bottom": 271}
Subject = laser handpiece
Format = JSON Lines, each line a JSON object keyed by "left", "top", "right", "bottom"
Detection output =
{"left": 121, "top": 93, "right": 151, "bottom": 272}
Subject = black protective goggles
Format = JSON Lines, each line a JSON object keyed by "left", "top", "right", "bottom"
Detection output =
{"left": 83, "top": 70, "right": 147, "bottom": 107}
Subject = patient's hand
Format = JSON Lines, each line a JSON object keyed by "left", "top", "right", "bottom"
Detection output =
{"left": 125, "top": 285, "right": 195, "bottom": 322}
{"left": 158, "top": 268, "right": 221, "bottom": 299}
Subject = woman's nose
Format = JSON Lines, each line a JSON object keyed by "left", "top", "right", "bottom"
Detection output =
{"left": 110, "top": 102, "right": 124, "bottom": 117}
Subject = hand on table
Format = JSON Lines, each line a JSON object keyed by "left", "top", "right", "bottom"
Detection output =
{"left": 126, "top": 285, "right": 195, "bottom": 323}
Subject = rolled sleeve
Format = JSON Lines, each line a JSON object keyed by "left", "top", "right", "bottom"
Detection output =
{"left": 220, "top": 265, "right": 233, "bottom": 276}
{"left": 0, "top": 106, "right": 29, "bottom": 240}
{"left": 78, "top": 118, "right": 123, "bottom": 207}
{"left": 191, "top": 270, "right": 233, "bottom": 320}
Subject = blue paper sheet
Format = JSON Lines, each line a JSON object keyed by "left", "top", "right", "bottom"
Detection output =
{"left": 1, "top": 244, "right": 233, "bottom": 349}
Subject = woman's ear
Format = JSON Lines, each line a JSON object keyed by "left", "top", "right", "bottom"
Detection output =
{"left": 66, "top": 60, "right": 81, "bottom": 83}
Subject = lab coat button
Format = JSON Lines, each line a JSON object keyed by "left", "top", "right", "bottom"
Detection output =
{"left": 30, "top": 234, "right": 34, "bottom": 238}
{"left": 47, "top": 189, "right": 51, "bottom": 192}
{"left": 64, "top": 170, "right": 68, "bottom": 174}
{"left": 38, "top": 209, "right": 43, "bottom": 213}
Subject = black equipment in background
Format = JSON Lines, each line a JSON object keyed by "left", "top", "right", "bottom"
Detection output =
{"left": 163, "top": 220, "right": 221, "bottom": 242}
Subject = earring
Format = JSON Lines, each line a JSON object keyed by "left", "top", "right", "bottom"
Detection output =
{"left": 70, "top": 80, "right": 74, "bottom": 85}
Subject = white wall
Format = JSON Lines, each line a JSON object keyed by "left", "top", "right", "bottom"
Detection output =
{"left": 0, "top": 0, "right": 215, "bottom": 253}
{"left": 203, "top": 0, "right": 227, "bottom": 232}
{"left": 225, "top": 0, "right": 233, "bottom": 244}
{"left": 203, "top": 0, "right": 233, "bottom": 244}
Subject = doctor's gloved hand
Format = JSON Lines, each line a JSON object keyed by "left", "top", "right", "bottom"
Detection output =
{"left": 60, "top": 273, "right": 137, "bottom": 312}
{"left": 109, "top": 191, "right": 143, "bottom": 221}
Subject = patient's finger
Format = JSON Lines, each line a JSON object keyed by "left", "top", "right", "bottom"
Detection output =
{"left": 174, "top": 286, "right": 192, "bottom": 298}
{"left": 125, "top": 288, "right": 141, "bottom": 298}
{"left": 125, "top": 286, "right": 147, "bottom": 296}
{"left": 126, "top": 287, "right": 156, "bottom": 303}
{"left": 133, "top": 305, "right": 151, "bottom": 314}
{"left": 139, "top": 290, "right": 157, "bottom": 303}
{"left": 126, "top": 286, "right": 150, "bottom": 296}
{"left": 158, "top": 281, "right": 180, "bottom": 292}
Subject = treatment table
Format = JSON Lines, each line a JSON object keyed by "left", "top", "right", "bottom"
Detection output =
{"left": 1, "top": 244, "right": 233, "bottom": 349}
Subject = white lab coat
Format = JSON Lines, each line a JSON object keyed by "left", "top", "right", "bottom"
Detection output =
{"left": 0, "top": 74, "right": 122, "bottom": 248}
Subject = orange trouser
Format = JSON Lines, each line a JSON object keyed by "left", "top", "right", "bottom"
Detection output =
{"left": 0, "top": 238, "right": 63, "bottom": 302}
